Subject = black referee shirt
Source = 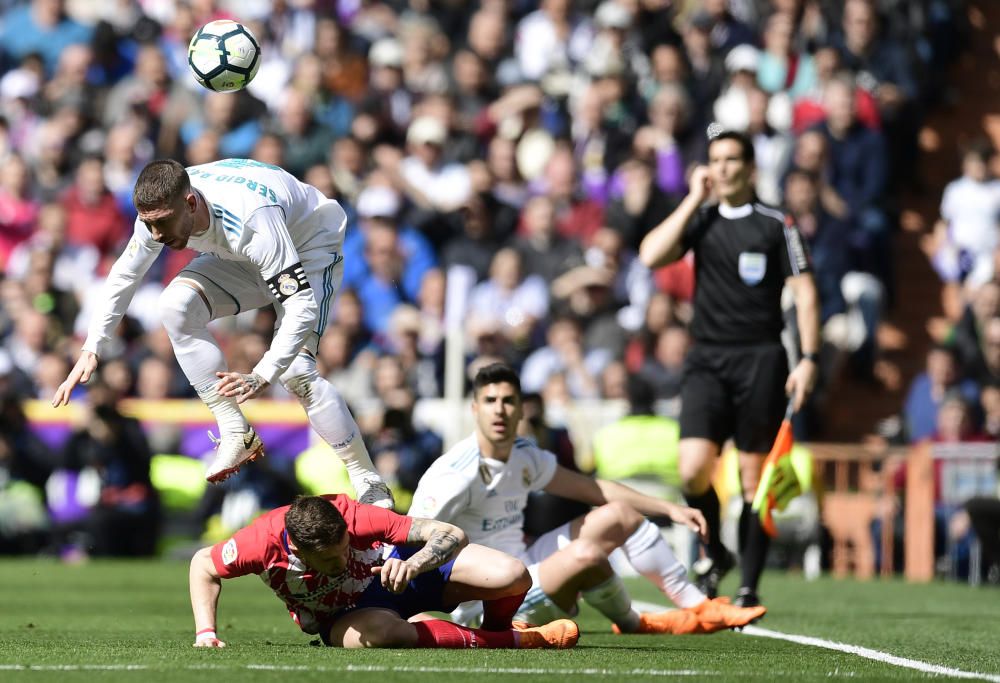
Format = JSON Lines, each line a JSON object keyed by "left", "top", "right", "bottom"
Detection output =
{"left": 681, "top": 201, "right": 811, "bottom": 345}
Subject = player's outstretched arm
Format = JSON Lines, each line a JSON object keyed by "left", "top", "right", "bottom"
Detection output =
{"left": 544, "top": 466, "right": 707, "bottom": 540}
{"left": 189, "top": 547, "right": 226, "bottom": 647}
{"left": 51, "top": 351, "right": 99, "bottom": 407}
{"left": 372, "top": 519, "right": 468, "bottom": 594}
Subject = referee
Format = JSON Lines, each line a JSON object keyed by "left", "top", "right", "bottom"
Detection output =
{"left": 638, "top": 130, "right": 820, "bottom": 607}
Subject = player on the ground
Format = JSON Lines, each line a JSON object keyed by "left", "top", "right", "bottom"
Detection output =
{"left": 51, "top": 158, "right": 391, "bottom": 507}
{"left": 188, "top": 494, "right": 578, "bottom": 649}
{"left": 410, "top": 363, "right": 766, "bottom": 635}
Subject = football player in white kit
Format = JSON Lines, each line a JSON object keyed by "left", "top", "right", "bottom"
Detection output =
{"left": 51, "top": 158, "right": 392, "bottom": 508}
{"left": 410, "top": 363, "right": 766, "bottom": 634}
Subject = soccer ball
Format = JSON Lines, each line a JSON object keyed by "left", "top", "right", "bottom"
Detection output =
{"left": 187, "top": 20, "right": 261, "bottom": 92}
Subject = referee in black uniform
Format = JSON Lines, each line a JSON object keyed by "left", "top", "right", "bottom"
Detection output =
{"left": 638, "top": 130, "right": 819, "bottom": 607}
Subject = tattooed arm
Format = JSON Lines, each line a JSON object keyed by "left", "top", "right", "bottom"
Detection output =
{"left": 372, "top": 518, "right": 468, "bottom": 593}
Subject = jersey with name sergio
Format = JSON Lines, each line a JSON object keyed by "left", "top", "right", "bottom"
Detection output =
{"left": 84, "top": 159, "right": 348, "bottom": 373}
{"left": 122, "top": 159, "right": 346, "bottom": 280}
{"left": 683, "top": 202, "right": 811, "bottom": 345}
{"left": 210, "top": 494, "right": 412, "bottom": 635}
{"left": 409, "top": 434, "right": 558, "bottom": 558}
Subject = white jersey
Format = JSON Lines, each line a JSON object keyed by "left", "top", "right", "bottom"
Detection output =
{"left": 409, "top": 434, "right": 558, "bottom": 557}
{"left": 82, "top": 159, "right": 347, "bottom": 383}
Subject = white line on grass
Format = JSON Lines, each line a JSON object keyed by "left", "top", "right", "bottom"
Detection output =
{"left": 632, "top": 600, "right": 1000, "bottom": 683}
{"left": 741, "top": 625, "right": 1000, "bottom": 683}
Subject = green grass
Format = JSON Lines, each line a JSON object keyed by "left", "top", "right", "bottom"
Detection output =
{"left": 0, "top": 559, "right": 997, "bottom": 683}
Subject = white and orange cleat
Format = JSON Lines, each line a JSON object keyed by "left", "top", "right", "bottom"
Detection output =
{"left": 206, "top": 428, "right": 265, "bottom": 483}
{"left": 612, "top": 609, "right": 703, "bottom": 635}
{"left": 692, "top": 597, "right": 766, "bottom": 632}
{"left": 517, "top": 619, "right": 579, "bottom": 649}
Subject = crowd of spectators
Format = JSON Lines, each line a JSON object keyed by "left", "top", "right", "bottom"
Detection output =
{"left": 0, "top": 0, "right": 986, "bottom": 559}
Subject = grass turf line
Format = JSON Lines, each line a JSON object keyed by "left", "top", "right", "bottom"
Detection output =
{"left": 0, "top": 559, "right": 996, "bottom": 683}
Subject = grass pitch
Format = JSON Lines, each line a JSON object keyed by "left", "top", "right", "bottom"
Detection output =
{"left": 0, "top": 559, "right": 997, "bottom": 683}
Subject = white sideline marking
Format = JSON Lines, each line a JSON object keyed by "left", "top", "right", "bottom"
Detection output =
{"left": 741, "top": 626, "right": 1000, "bottom": 683}
{"left": 633, "top": 600, "right": 1000, "bottom": 683}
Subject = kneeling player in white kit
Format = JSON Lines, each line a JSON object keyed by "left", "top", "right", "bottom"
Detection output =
{"left": 411, "top": 363, "right": 766, "bottom": 634}
{"left": 51, "top": 158, "right": 391, "bottom": 507}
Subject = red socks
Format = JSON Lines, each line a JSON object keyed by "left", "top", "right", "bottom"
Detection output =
{"left": 412, "top": 619, "right": 517, "bottom": 649}
{"left": 482, "top": 590, "right": 527, "bottom": 631}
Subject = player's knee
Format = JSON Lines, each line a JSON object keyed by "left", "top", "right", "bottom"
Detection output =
{"left": 568, "top": 538, "right": 609, "bottom": 571}
{"left": 497, "top": 556, "right": 531, "bottom": 594}
{"left": 679, "top": 458, "right": 713, "bottom": 493}
{"left": 608, "top": 500, "right": 644, "bottom": 535}
{"left": 279, "top": 353, "right": 319, "bottom": 399}
{"left": 591, "top": 501, "right": 643, "bottom": 541}
{"left": 159, "top": 282, "right": 208, "bottom": 336}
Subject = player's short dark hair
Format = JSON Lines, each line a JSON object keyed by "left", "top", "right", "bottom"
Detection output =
{"left": 473, "top": 362, "right": 522, "bottom": 397}
{"left": 284, "top": 496, "right": 348, "bottom": 553}
{"left": 708, "top": 130, "right": 755, "bottom": 164}
{"left": 626, "top": 374, "right": 656, "bottom": 415}
{"left": 133, "top": 159, "right": 190, "bottom": 210}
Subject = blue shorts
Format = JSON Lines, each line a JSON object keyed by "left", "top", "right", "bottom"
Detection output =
{"left": 320, "top": 546, "right": 456, "bottom": 645}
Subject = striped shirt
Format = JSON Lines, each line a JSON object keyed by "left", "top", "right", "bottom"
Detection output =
{"left": 210, "top": 494, "right": 412, "bottom": 635}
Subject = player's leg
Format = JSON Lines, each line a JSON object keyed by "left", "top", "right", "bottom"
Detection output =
{"left": 519, "top": 516, "right": 646, "bottom": 633}
{"left": 731, "top": 344, "right": 790, "bottom": 606}
{"left": 678, "top": 346, "right": 734, "bottom": 597}
{"left": 735, "top": 450, "right": 767, "bottom": 606}
{"left": 328, "top": 608, "right": 419, "bottom": 648}
{"left": 277, "top": 252, "right": 390, "bottom": 507}
{"left": 615, "top": 518, "right": 706, "bottom": 609}
{"left": 159, "top": 258, "right": 271, "bottom": 482}
{"left": 277, "top": 347, "right": 389, "bottom": 507}
{"left": 328, "top": 577, "right": 575, "bottom": 649}
{"left": 441, "top": 544, "right": 530, "bottom": 630}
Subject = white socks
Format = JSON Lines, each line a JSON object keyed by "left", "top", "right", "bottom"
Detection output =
{"left": 161, "top": 283, "right": 248, "bottom": 437}
{"left": 622, "top": 519, "right": 706, "bottom": 609}
{"left": 279, "top": 352, "right": 380, "bottom": 489}
{"left": 581, "top": 575, "right": 641, "bottom": 633}
{"left": 195, "top": 381, "right": 249, "bottom": 436}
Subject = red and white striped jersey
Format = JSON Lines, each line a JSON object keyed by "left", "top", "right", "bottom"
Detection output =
{"left": 210, "top": 494, "right": 412, "bottom": 634}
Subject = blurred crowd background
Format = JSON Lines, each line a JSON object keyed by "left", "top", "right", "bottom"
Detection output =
{"left": 1, "top": 0, "right": 998, "bottom": 582}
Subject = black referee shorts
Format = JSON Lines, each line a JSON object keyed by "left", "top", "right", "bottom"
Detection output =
{"left": 679, "top": 343, "right": 789, "bottom": 454}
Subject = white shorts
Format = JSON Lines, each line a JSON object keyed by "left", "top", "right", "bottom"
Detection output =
{"left": 518, "top": 522, "right": 578, "bottom": 623}
{"left": 177, "top": 248, "right": 343, "bottom": 353}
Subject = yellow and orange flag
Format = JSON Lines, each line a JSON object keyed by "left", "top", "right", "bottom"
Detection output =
{"left": 751, "top": 400, "right": 802, "bottom": 538}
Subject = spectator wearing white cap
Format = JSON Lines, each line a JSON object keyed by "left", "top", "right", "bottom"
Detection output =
{"left": 373, "top": 115, "right": 473, "bottom": 245}
{"left": 588, "top": 1, "right": 649, "bottom": 91}
{"left": 341, "top": 184, "right": 437, "bottom": 332}
{"left": 357, "top": 37, "right": 412, "bottom": 144}
{"left": 712, "top": 44, "right": 762, "bottom": 132}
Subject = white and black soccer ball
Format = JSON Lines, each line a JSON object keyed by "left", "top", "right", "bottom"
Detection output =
{"left": 187, "top": 20, "right": 261, "bottom": 92}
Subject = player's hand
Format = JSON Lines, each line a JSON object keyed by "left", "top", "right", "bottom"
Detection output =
{"left": 193, "top": 630, "right": 226, "bottom": 648}
{"left": 687, "top": 165, "right": 712, "bottom": 204}
{"left": 215, "top": 371, "right": 268, "bottom": 404}
{"left": 371, "top": 558, "right": 418, "bottom": 594}
{"left": 51, "top": 351, "right": 99, "bottom": 407}
{"left": 785, "top": 358, "right": 818, "bottom": 412}
{"left": 666, "top": 503, "right": 708, "bottom": 542}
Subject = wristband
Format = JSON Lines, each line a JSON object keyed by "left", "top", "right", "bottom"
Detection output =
{"left": 195, "top": 628, "right": 217, "bottom": 642}
{"left": 802, "top": 352, "right": 819, "bottom": 363}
